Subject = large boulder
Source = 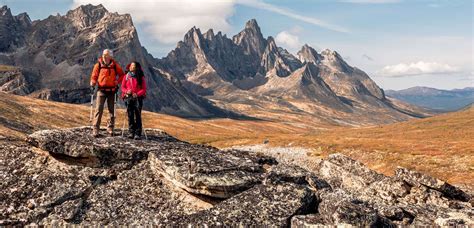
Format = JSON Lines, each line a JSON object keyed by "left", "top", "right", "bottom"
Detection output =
{"left": 149, "top": 147, "right": 269, "bottom": 198}
{"left": 175, "top": 182, "right": 316, "bottom": 227}
{"left": 313, "top": 153, "right": 474, "bottom": 226}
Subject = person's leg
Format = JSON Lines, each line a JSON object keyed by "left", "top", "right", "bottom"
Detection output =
{"left": 93, "top": 91, "right": 106, "bottom": 136}
{"left": 106, "top": 91, "right": 115, "bottom": 134}
{"left": 135, "top": 98, "right": 143, "bottom": 137}
{"left": 126, "top": 99, "right": 135, "bottom": 138}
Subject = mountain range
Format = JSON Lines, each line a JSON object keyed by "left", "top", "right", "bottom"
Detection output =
{"left": 385, "top": 87, "right": 474, "bottom": 111}
{"left": 0, "top": 4, "right": 429, "bottom": 125}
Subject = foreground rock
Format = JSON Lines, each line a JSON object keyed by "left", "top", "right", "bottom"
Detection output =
{"left": 1, "top": 127, "right": 472, "bottom": 226}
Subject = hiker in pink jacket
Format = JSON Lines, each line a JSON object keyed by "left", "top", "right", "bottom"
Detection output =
{"left": 121, "top": 61, "right": 147, "bottom": 139}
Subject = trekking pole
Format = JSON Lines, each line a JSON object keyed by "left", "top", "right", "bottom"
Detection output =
{"left": 89, "top": 86, "right": 95, "bottom": 128}
{"left": 121, "top": 100, "right": 127, "bottom": 137}
{"left": 139, "top": 98, "right": 148, "bottom": 140}
{"left": 142, "top": 110, "right": 148, "bottom": 140}
{"left": 114, "top": 92, "right": 117, "bottom": 123}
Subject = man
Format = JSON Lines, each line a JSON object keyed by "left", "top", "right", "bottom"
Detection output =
{"left": 90, "top": 49, "right": 125, "bottom": 137}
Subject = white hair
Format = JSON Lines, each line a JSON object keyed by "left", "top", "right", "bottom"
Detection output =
{"left": 102, "top": 49, "right": 113, "bottom": 57}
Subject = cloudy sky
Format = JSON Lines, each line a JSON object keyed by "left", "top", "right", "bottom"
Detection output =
{"left": 2, "top": 0, "right": 472, "bottom": 90}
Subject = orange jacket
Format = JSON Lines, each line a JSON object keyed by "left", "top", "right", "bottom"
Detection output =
{"left": 90, "top": 57, "right": 125, "bottom": 90}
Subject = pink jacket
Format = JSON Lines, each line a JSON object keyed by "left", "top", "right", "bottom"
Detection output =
{"left": 121, "top": 71, "right": 146, "bottom": 99}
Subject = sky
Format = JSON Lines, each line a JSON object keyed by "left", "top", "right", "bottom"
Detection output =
{"left": 1, "top": 0, "right": 473, "bottom": 90}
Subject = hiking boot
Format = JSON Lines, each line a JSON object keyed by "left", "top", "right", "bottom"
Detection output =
{"left": 127, "top": 133, "right": 135, "bottom": 139}
{"left": 134, "top": 135, "right": 141, "bottom": 140}
{"left": 92, "top": 128, "right": 99, "bottom": 137}
{"left": 107, "top": 128, "right": 114, "bottom": 137}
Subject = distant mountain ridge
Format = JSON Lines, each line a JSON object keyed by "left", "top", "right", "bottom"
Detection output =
{"left": 386, "top": 86, "right": 474, "bottom": 111}
{"left": 156, "top": 18, "right": 427, "bottom": 125}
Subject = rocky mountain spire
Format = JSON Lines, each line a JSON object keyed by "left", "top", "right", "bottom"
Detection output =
{"left": 232, "top": 19, "right": 267, "bottom": 58}
{"left": 183, "top": 26, "right": 206, "bottom": 50}
{"left": 297, "top": 44, "right": 321, "bottom": 64}
{"left": 0, "top": 6, "right": 29, "bottom": 51}
{"left": 259, "top": 37, "right": 301, "bottom": 77}
{"left": 66, "top": 4, "right": 109, "bottom": 28}
{"left": 320, "top": 49, "right": 353, "bottom": 73}
{"left": 0, "top": 5, "right": 12, "bottom": 17}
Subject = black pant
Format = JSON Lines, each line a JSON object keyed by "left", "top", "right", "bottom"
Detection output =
{"left": 125, "top": 97, "right": 143, "bottom": 136}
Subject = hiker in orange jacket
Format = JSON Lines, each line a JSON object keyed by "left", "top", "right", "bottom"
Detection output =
{"left": 90, "top": 49, "right": 125, "bottom": 137}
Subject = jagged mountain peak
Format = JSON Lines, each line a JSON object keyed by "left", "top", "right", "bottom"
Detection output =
{"left": 15, "top": 12, "right": 31, "bottom": 25}
{"left": 71, "top": 3, "right": 108, "bottom": 15}
{"left": 298, "top": 44, "right": 321, "bottom": 64}
{"left": 266, "top": 36, "right": 277, "bottom": 48}
{"left": 0, "top": 5, "right": 12, "bottom": 16}
{"left": 320, "top": 48, "right": 353, "bottom": 73}
{"left": 204, "top": 28, "right": 214, "bottom": 39}
{"left": 65, "top": 4, "right": 110, "bottom": 28}
{"left": 232, "top": 19, "right": 267, "bottom": 57}
{"left": 245, "top": 18, "right": 260, "bottom": 30}
{"left": 184, "top": 26, "right": 202, "bottom": 37}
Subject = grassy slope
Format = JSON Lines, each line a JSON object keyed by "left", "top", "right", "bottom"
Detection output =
{"left": 1, "top": 92, "right": 472, "bottom": 187}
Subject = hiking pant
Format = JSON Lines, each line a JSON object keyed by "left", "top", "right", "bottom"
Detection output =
{"left": 93, "top": 90, "right": 116, "bottom": 130}
{"left": 125, "top": 97, "right": 143, "bottom": 136}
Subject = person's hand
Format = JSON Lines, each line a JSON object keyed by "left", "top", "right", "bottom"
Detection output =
{"left": 90, "top": 82, "right": 96, "bottom": 87}
{"left": 132, "top": 93, "right": 138, "bottom": 98}
{"left": 90, "top": 86, "right": 95, "bottom": 95}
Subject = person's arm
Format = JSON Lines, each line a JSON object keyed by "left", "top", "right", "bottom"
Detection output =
{"left": 115, "top": 63, "right": 125, "bottom": 86}
{"left": 137, "top": 76, "right": 147, "bottom": 97}
{"left": 90, "top": 63, "right": 99, "bottom": 86}
{"left": 121, "top": 75, "right": 128, "bottom": 98}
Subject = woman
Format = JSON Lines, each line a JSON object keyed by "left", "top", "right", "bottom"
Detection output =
{"left": 121, "top": 61, "right": 147, "bottom": 139}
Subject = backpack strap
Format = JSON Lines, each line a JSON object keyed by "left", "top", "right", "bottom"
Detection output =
{"left": 98, "top": 59, "right": 118, "bottom": 74}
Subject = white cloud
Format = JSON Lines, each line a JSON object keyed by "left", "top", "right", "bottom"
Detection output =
{"left": 275, "top": 28, "right": 302, "bottom": 52}
{"left": 237, "top": 0, "right": 349, "bottom": 33}
{"left": 377, "top": 61, "right": 459, "bottom": 77}
{"left": 72, "top": 0, "right": 348, "bottom": 44}
{"left": 72, "top": 0, "right": 236, "bottom": 44}
{"left": 340, "top": 0, "right": 401, "bottom": 3}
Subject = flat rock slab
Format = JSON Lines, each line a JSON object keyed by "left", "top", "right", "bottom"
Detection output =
{"left": 150, "top": 146, "right": 270, "bottom": 198}
{"left": 174, "top": 182, "right": 316, "bottom": 227}
{"left": 26, "top": 127, "right": 176, "bottom": 167}
{"left": 26, "top": 127, "right": 273, "bottom": 199}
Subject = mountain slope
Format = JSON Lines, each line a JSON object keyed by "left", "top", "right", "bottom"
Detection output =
{"left": 385, "top": 86, "right": 474, "bottom": 111}
{"left": 0, "top": 4, "right": 231, "bottom": 118}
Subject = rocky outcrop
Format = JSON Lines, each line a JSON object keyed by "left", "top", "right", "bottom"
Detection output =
{"left": 1, "top": 127, "right": 472, "bottom": 226}
{"left": 313, "top": 153, "right": 473, "bottom": 226}
{"left": 176, "top": 182, "right": 316, "bottom": 226}
{"left": 0, "top": 68, "right": 32, "bottom": 95}
{"left": 0, "top": 6, "right": 30, "bottom": 52}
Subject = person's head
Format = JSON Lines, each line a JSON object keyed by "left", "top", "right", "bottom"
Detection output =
{"left": 130, "top": 61, "right": 144, "bottom": 85}
{"left": 102, "top": 49, "right": 113, "bottom": 63}
{"left": 129, "top": 62, "right": 137, "bottom": 72}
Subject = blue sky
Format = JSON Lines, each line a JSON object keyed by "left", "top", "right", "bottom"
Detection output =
{"left": 1, "top": 0, "right": 472, "bottom": 90}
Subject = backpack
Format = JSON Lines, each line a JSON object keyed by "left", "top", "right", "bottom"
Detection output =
{"left": 98, "top": 59, "right": 117, "bottom": 74}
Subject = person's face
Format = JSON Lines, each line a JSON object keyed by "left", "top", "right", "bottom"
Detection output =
{"left": 102, "top": 52, "right": 111, "bottom": 63}
{"left": 130, "top": 62, "right": 136, "bottom": 72}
